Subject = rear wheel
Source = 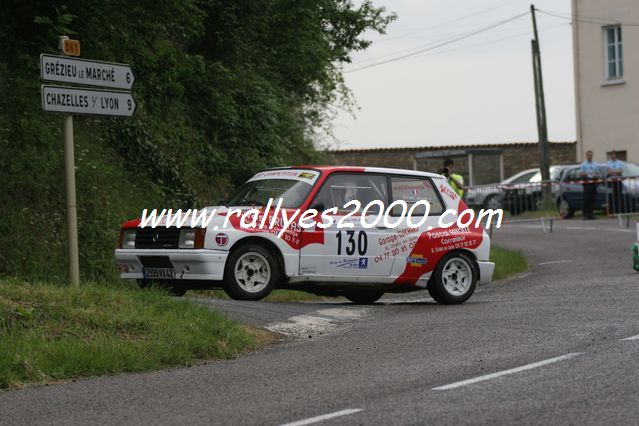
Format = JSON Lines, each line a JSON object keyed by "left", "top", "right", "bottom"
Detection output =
{"left": 223, "top": 244, "right": 279, "bottom": 301}
{"left": 558, "top": 197, "right": 574, "bottom": 219}
{"left": 427, "top": 252, "right": 477, "bottom": 305}
{"left": 344, "top": 290, "right": 384, "bottom": 305}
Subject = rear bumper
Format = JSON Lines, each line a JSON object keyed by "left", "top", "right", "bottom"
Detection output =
{"left": 114, "top": 249, "right": 228, "bottom": 281}
{"left": 477, "top": 261, "right": 495, "bottom": 285}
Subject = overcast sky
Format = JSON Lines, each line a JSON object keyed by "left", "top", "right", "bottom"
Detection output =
{"left": 330, "top": 0, "right": 575, "bottom": 150}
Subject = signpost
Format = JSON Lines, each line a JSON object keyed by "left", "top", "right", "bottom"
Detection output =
{"left": 40, "top": 54, "right": 135, "bottom": 90}
{"left": 42, "top": 86, "right": 136, "bottom": 116}
{"left": 40, "top": 35, "right": 136, "bottom": 287}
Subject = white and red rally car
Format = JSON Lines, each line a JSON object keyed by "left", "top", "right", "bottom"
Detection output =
{"left": 115, "top": 166, "right": 495, "bottom": 304}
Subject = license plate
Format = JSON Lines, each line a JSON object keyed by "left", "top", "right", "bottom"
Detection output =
{"left": 143, "top": 267, "right": 176, "bottom": 279}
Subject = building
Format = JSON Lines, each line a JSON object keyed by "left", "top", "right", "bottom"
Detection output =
{"left": 328, "top": 142, "right": 576, "bottom": 186}
{"left": 572, "top": 0, "right": 637, "bottom": 162}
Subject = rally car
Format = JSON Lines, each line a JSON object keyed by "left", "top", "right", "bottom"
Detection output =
{"left": 115, "top": 166, "right": 495, "bottom": 304}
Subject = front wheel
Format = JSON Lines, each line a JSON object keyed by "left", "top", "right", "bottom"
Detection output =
{"left": 344, "top": 290, "right": 384, "bottom": 305}
{"left": 483, "top": 194, "right": 502, "bottom": 210}
{"left": 428, "top": 252, "right": 477, "bottom": 304}
{"left": 558, "top": 197, "right": 574, "bottom": 219}
{"left": 223, "top": 244, "right": 279, "bottom": 301}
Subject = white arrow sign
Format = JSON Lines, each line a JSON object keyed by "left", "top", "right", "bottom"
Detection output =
{"left": 40, "top": 54, "right": 135, "bottom": 90}
{"left": 41, "top": 85, "right": 136, "bottom": 117}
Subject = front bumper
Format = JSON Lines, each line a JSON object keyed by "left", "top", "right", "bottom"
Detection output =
{"left": 114, "top": 249, "right": 228, "bottom": 281}
{"left": 477, "top": 261, "right": 495, "bottom": 285}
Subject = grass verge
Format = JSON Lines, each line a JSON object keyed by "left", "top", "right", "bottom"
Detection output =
{"left": 0, "top": 278, "right": 271, "bottom": 389}
{"left": 490, "top": 245, "right": 529, "bottom": 281}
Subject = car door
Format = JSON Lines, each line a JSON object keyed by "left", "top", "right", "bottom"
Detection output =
{"left": 384, "top": 175, "right": 448, "bottom": 282}
{"left": 298, "top": 173, "right": 395, "bottom": 277}
{"left": 562, "top": 168, "right": 584, "bottom": 209}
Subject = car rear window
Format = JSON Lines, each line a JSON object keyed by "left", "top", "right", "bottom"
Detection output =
{"left": 390, "top": 177, "right": 444, "bottom": 216}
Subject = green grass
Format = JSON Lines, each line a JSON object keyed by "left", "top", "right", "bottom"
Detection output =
{"left": 490, "top": 245, "right": 529, "bottom": 281}
{"left": 0, "top": 278, "right": 272, "bottom": 389}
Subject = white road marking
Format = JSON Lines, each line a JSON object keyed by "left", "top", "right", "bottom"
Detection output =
{"left": 432, "top": 353, "right": 582, "bottom": 391}
{"left": 621, "top": 334, "right": 639, "bottom": 341}
{"left": 280, "top": 408, "right": 363, "bottom": 426}
{"left": 608, "top": 228, "right": 635, "bottom": 233}
{"left": 566, "top": 226, "right": 597, "bottom": 231}
{"left": 539, "top": 260, "right": 572, "bottom": 266}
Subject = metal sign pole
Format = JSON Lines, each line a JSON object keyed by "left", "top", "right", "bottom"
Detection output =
{"left": 59, "top": 35, "right": 80, "bottom": 287}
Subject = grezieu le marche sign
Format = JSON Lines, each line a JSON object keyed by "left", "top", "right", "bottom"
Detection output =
{"left": 40, "top": 54, "right": 135, "bottom": 90}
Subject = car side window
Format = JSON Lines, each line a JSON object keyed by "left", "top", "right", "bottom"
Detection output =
{"left": 313, "top": 173, "right": 388, "bottom": 213}
{"left": 511, "top": 171, "right": 537, "bottom": 184}
{"left": 566, "top": 169, "right": 580, "bottom": 182}
{"left": 390, "top": 177, "right": 444, "bottom": 216}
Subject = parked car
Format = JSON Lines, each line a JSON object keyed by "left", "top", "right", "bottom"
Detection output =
{"left": 556, "top": 162, "right": 639, "bottom": 218}
{"left": 466, "top": 168, "right": 541, "bottom": 210}
{"left": 115, "top": 166, "right": 495, "bottom": 304}
{"left": 503, "top": 165, "right": 576, "bottom": 215}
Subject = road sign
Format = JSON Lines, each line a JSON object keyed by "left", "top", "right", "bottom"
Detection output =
{"left": 63, "top": 39, "right": 81, "bottom": 56}
{"left": 40, "top": 54, "right": 135, "bottom": 90}
{"left": 41, "top": 85, "right": 136, "bottom": 117}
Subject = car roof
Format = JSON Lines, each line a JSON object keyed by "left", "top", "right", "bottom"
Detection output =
{"left": 268, "top": 166, "right": 442, "bottom": 178}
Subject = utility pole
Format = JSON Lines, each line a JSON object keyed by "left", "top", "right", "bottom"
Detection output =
{"left": 530, "top": 4, "right": 552, "bottom": 209}
{"left": 59, "top": 35, "right": 80, "bottom": 287}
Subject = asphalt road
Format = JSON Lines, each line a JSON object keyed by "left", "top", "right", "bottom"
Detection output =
{"left": 2, "top": 218, "right": 638, "bottom": 425}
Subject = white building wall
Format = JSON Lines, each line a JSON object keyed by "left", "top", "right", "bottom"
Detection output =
{"left": 573, "top": 0, "right": 639, "bottom": 162}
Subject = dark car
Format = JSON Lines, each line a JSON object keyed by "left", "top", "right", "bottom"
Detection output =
{"left": 502, "top": 165, "right": 572, "bottom": 215}
{"left": 555, "top": 162, "right": 639, "bottom": 218}
{"left": 555, "top": 166, "right": 607, "bottom": 219}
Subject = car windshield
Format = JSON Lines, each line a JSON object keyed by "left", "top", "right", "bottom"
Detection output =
{"left": 226, "top": 170, "right": 319, "bottom": 208}
{"left": 622, "top": 162, "right": 639, "bottom": 177}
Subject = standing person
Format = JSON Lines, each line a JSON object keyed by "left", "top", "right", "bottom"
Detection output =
{"left": 606, "top": 150, "right": 624, "bottom": 213}
{"left": 442, "top": 159, "right": 465, "bottom": 198}
{"left": 579, "top": 150, "right": 601, "bottom": 220}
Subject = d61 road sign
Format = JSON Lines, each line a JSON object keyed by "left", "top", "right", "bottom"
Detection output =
{"left": 41, "top": 85, "right": 136, "bottom": 117}
{"left": 40, "top": 54, "right": 135, "bottom": 90}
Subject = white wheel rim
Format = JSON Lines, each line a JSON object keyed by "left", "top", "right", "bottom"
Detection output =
{"left": 234, "top": 252, "right": 271, "bottom": 293}
{"left": 559, "top": 199, "right": 569, "bottom": 217}
{"left": 441, "top": 257, "right": 473, "bottom": 296}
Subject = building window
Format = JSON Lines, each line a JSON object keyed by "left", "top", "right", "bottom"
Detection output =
{"left": 604, "top": 25, "right": 623, "bottom": 80}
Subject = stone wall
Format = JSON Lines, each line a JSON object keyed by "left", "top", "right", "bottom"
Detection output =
{"left": 327, "top": 142, "right": 577, "bottom": 185}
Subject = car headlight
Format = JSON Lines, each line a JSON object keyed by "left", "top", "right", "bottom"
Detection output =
{"left": 179, "top": 228, "right": 206, "bottom": 249}
{"left": 120, "top": 229, "right": 137, "bottom": 249}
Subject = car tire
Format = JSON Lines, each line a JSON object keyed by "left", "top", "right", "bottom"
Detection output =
{"left": 558, "top": 197, "right": 574, "bottom": 219}
{"left": 483, "top": 194, "right": 502, "bottom": 210}
{"left": 137, "top": 279, "right": 187, "bottom": 297}
{"left": 223, "top": 244, "right": 279, "bottom": 301}
{"left": 344, "top": 290, "right": 384, "bottom": 305}
{"left": 427, "top": 252, "right": 477, "bottom": 305}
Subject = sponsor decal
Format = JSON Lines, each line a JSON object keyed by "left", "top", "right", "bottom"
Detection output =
{"left": 330, "top": 257, "right": 368, "bottom": 269}
{"left": 407, "top": 254, "right": 427, "bottom": 267}
{"left": 300, "top": 266, "right": 316, "bottom": 274}
{"left": 330, "top": 258, "right": 359, "bottom": 268}
{"left": 298, "top": 171, "right": 315, "bottom": 180}
{"left": 215, "top": 233, "right": 229, "bottom": 246}
{"left": 358, "top": 258, "right": 368, "bottom": 269}
{"left": 439, "top": 184, "right": 458, "bottom": 200}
